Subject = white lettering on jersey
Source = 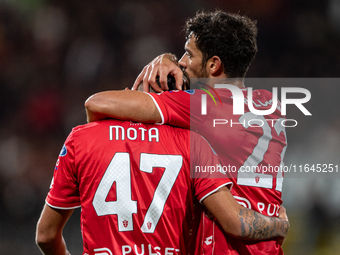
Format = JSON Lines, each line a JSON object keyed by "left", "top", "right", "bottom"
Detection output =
{"left": 94, "top": 247, "right": 113, "bottom": 255}
{"left": 121, "top": 245, "right": 179, "bottom": 255}
{"left": 109, "top": 125, "right": 159, "bottom": 142}
{"left": 122, "top": 246, "right": 132, "bottom": 255}
{"left": 148, "top": 244, "right": 160, "bottom": 255}
{"left": 204, "top": 236, "right": 213, "bottom": 245}
{"left": 234, "top": 196, "right": 251, "bottom": 209}
{"left": 134, "top": 244, "right": 145, "bottom": 255}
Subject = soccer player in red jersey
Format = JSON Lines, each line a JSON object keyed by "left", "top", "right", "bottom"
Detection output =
{"left": 36, "top": 119, "right": 288, "bottom": 255}
{"left": 85, "top": 10, "right": 288, "bottom": 255}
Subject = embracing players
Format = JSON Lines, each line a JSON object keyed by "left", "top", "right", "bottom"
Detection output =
{"left": 85, "top": 10, "right": 288, "bottom": 255}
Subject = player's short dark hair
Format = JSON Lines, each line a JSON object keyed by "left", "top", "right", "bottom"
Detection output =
{"left": 184, "top": 10, "right": 258, "bottom": 78}
{"left": 156, "top": 72, "right": 190, "bottom": 90}
{"left": 137, "top": 70, "right": 190, "bottom": 92}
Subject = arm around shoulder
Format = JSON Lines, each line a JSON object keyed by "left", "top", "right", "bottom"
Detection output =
{"left": 85, "top": 90, "right": 162, "bottom": 123}
{"left": 202, "top": 186, "right": 289, "bottom": 242}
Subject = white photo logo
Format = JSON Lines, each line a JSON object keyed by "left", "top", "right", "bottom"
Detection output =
{"left": 201, "top": 85, "right": 312, "bottom": 116}
{"left": 200, "top": 85, "right": 311, "bottom": 128}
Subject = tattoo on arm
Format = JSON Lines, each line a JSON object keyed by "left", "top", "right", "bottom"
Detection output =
{"left": 238, "top": 208, "right": 289, "bottom": 239}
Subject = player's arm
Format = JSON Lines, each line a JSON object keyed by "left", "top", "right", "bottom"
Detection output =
{"left": 36, "top": 204, "right": 73, "bottom": 255}
{"left": 85, "top": 90, "right": 162, "bottom": 123}
{"left": 202, "top": 186, "right": 289, "bottom": 243}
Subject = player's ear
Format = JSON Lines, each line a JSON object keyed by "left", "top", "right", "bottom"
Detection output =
{"left": 207, "top": 56, "right": 224, "bottom": 77}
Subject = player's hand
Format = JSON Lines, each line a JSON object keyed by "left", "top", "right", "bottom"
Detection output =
{"left": 277, "top": 205, "right": 289, "bottom": 246}
{"left": 132, "top": 53, "right": 183, "bottom": 92}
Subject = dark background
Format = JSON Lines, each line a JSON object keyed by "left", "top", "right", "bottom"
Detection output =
{"left": 0, "top": 0, "right": 339, "bottom": 254}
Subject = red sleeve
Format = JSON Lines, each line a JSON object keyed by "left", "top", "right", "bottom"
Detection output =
{"left": 146, "top": 91, "right": 191, "bottom": 128}
{"left": 189, "top": 132, "right": 233, "bottom": 203}
{"left": 147, "top": 90, "right": 212, "bottom": 131}
{"left": 46, "top": 130, "right": 81, "bottom": 209}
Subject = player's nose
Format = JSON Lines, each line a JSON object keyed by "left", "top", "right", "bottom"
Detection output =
{"left": 178, "top": 54, "right": 187, "bottom": 68}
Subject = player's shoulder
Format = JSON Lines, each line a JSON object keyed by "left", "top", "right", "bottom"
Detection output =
{"left": 255, "top": 88, "right": 274, "bottom": 96}
{"left": 188, "top": 130, "right": 214, "bottom": 148}
{"left": 71, "top": 122, "right": 99, "bottom": 133}
{"left": 247, "top": 88, "right": 275, "bottom": 99}
{"left": 155, "top": 124, "right": 191, "bottom": 147}
{"left": 70, "top": 119, "right": 126, "bottom": 135}
{"left": 247, "top": 88, "right": 276, "bottom": 101}
{"left": 158, "top": 124, "right": 190, "bottom": 137}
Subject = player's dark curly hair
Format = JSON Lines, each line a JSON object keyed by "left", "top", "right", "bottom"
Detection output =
{"left": 184, "top": 10, "right": 258, "bottom": 78}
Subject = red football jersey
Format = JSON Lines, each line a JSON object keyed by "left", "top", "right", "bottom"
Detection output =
{"left": 46, "top": 119, "right": 231, "bottom": 255}
{"left": 148, "top": 87, "right": 287, "bottom": 254}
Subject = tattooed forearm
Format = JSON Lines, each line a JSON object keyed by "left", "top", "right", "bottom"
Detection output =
{"left": 238, "top": 208, "right": 289, "bottom": 240}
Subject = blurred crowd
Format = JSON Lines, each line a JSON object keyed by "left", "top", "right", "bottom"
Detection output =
{"left": 0, "top": 0, "right": 339, "bottom": 254}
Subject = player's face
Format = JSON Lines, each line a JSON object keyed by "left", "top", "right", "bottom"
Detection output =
{"left": 178, "top": 35, "right": 208, "bottom": 79}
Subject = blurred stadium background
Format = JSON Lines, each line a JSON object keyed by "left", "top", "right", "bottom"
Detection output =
{"left": 0, "top": 0, "right": 339, "bottom": 254}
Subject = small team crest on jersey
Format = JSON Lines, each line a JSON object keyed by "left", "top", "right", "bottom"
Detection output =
{"left": 184, "top": 89, "right": 195, "bottom": 94}
{"left": 255, "top": 176, "right": 260, "bottom": 183}
{"left": 147, "top": 221, "right": 152, "bottom": 229}
{"left": 59, "top": 144, "right": 67, "bottom": 157}
{"left": 123, "top": 220, "right": 128, "bottom": 228}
